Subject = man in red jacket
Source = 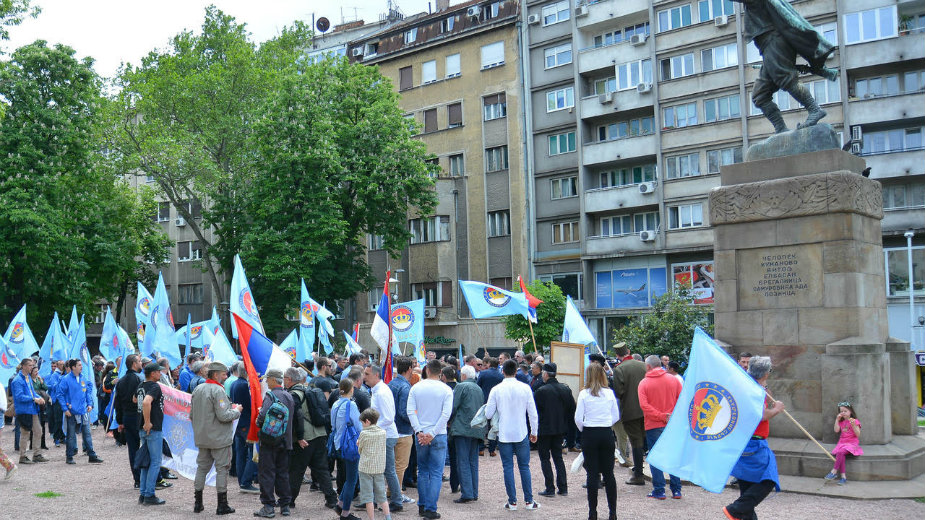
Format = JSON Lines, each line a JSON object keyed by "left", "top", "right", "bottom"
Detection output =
{"left": 638, "top": 355, "right": 682, "bottom": 500}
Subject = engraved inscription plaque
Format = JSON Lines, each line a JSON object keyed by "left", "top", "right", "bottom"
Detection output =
{"left": 737, "top": 244, "right": 824, "bottom": 310}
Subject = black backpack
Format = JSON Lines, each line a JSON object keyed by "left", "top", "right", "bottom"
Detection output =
{"left": 299, "top": 382, "right": 331, "bottom": 430}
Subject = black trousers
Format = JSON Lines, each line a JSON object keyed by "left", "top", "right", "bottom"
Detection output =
{"left": 725, "top": 479, "right": 776, "bottom": 520}
{"left": 258, "top": 446, "right": 292, "bottom": 506}
{"left": 123, "top": 413, "right": 141, "bottom": 485}
{"left": 448, "top": 435, "right": 458, "bottom": 492}
{"left": 581, "top": 427, "right": 617, "bottom": 517}
{"left": 290, "top": 436, "right": 337, "bottom": 506}
{"left": 50, "top": 402, "right": 65, "bottom": 442}
{"left": 537, "top": 434, "right": 567, "bottom": 493}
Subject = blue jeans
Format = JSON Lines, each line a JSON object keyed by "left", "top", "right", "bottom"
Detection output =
{"left": 385, "top": 437, "right": 402, "bottom": 505}
{"left": 234, "top": 430, "right": 257, "bottom": 488}
{"left": 645, "top": 427, "right": 680, "bottom": 495}
{"left": 65, "top": 415, "right": 96, "bottom": 460}
{"left": 416, "top": 434, "right": 447, "bottom": 512}
{"left": 337, "top": 453, "right": 359, "bottom": 510}
{"left": 139, "top": 429, "right": 164, "bottom": 498}
{"left": 498, "top": 436, "right": 533, "bottom": 505}
{"left": 454, "top": 436, "right": 479, "bottom": 500}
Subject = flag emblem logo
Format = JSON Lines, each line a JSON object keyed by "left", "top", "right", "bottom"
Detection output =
{"left": 139, "top": 297, "right": 151, "bottom": 316}
{"left": 190, "top": 325, "right": 203, "bottom": 340}
{"left": 202, "top": 344, "right": 213, "bottom": 362}
{"left": 137, "top": 322, "right": 146, "bottom": 341}
{"left": 391, "top": 306, "right": 414, "bottom": 332}
{"left": 284, "top": 344, "right": 296, "bottom": 358}
{"left": 152, "top": 306, "right": 161, "bottom": 328}
{"left": 239, "top": 289, "right": 260, "bottom": 320}
{"left": 0, "top": 343, "right": 16, "bottom": 368}
{"left": 10, "top": 323, "right": 24, "bottom": 343}
{"left": 688, "top": 382, "right": 738, "bottom": 441}
{"left": 300, "top": 302, "right": 314, "bottom": 326}
{"left": 483, "top": 287, "right": 511, "bottom": 308}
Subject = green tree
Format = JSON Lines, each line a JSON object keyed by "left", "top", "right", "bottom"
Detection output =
{"left": 239, "top": 57, "right": 438, "bottom": 334}
{"left": 0, "top": 0, "right": 38, "bottom": 41}
{"left": 501, "top": 281, "right": 567, "bottom": 353}
{"left": 610, "top": 287, "right": 713, "bottom": 370}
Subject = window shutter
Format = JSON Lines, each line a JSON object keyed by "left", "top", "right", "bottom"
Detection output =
{"left": 399, "top": 66, "right": 413, "bottom": 90}
{"left": 424, "top": 109, "right": 438, "bottom": 133}
{"left": 448, "top": 103, "right": 462, "bottom": 127}
{"left": 480, "top": 41, "right": 505, "bottom": 68}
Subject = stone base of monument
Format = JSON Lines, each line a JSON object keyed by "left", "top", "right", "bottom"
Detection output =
{"left": 711, "top": 138, "right": 925, "bottom": 481}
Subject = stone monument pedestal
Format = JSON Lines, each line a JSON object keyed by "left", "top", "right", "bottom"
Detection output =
{"left": 710, "top": 145, "right": 925, "bottom": 480}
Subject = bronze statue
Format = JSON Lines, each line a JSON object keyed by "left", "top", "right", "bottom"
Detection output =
{"left": 733, "top": 0, "right": 839, "bottom": 133}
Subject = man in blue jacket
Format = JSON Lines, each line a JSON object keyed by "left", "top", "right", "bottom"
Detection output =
{"left": 476, "top": 357, "right": 504, "bottom": 456}
{"left": 61, "top": 359, "right": 104, "bottom": 465}
{"left": 11, "top": 358, "right": 48, "bottom": 464}
{"left": 44, "top": 361, "right": 66, "bottom": 446}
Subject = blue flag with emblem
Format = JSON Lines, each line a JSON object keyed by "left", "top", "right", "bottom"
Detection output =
{"left": 99, "top": 307, "right": 120, "bottom": 361}
{"left": 310, "top": 299, "right": 335, "bottom": 355}
{"left": 70, "top": 316, "right": 99, "bottom": 424}
{"left": 0, "top": 334, "right": 21, "bottom": 385}
{"left": 229, "top": 254, "right": 264, "bottom": 339}
{"left": 459, "top": 280, "right": 531, "bottom": 321}
{"left": 391, "top": 299, "right": 423, "bottom": 356}
{"left": 39, "top": 312, "right": 66, "bottom": 378}
{"left": 200, "top": 326, "right": 238, "bottom": 366}
{"left": 135, "top": 281, "right": 154, "bottom": 344}
{"left": 4, "top": 304, "right": 40, "bottom": 361}
{"left": 645, "top": 327, "right": 766, "bottom": 493}
{"left": 175, "top": 318, "right": 211, "bottom": 352}
{"left": 65, "top": 305, "right": 79, "bottom": 346}
{"left": 142, "top": 273, "right": 181, "bottom": 368}
{"left": 299, "top": 279, "right": 316, "bottom": 357}
{"left": 343, "top": 330, "right": 363, "bottom": 356}
{"left": 280, "top": 329, "right": 299, "bottom": 360}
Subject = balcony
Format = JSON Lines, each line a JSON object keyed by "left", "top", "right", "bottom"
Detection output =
{"left": 663, "top": 174, "right": 721, "bottom": 200}
{"left": 577, "top": 0, "right": 649, "bottom": 31}
{"left": 848, "top": 91, "right": 925, "bottom": 126}
{"left": 584, "top": 231, "right": 659, "bottom": 257}
{"left": 882, "top": 207, "right": 925, "bottom": 233}
{"left": 582, "top": 133, "right": 657, "bottom": 166}
{"left": 580, "top": 87, "right": 654, "bottom": 119}
{"left": 664, "top": 227, "right": 714, "bottom": 251}
{"left": 585, "top": 183, "right": 660, "bottom": 213}
{"left": 655, "top": 19, "right": 737, "bottom": 54}
{"left": 844, "top": 34, "right": 924, "bottom": 70}
{"left": 862, "top": 148, "right": 925, "bottom": 180}
{"left": 578, "top": 40, "right": 649, "bottom": 75}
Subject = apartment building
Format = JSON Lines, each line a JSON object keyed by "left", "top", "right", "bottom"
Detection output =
{"left": 348, "top": 0, "right": 530, "bottom": 355}
{"left": 521, "top": 0, "right": 924, "bottom": 350}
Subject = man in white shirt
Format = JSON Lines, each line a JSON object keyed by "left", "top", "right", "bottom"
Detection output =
{"left": 485, "top": 359, "right": 540, "bottom": 511}
{"left": 364, "top": 364, "right": 404, "bottom": 512}
{"left": 407, "top": 359, "right": 453, "bottom": 520}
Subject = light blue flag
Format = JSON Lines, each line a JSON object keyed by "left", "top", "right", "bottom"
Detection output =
{"left": 206, "top": 307, "right": 221, "bottom": 337}
{"left": 562, "top": 296, "right": 599, "bottom": 368}
{"left": 229, "top": 254, "right": 264, "bottom": 339}
{"left": 646, "top": 327, "right": 767, "bottom": 494}
{"left": 4, "top": 304, "right": 40, "bottom": 360}
{"left": 115, "top": 325, "right": 134, "bottom": 378}
{"left": 280, "top": 329, "right": 299, "bottom": 360}
{"left": 458, "top": 343, "right": 463, "bottom": 363}
{"left": 299, "top": 279, "right": 316, "bottom": 355}
{"left": 391, "top": 299, "right": 424, "bottom": 355}
{"left": 65, "top": 305, "right": 79, "bottom": 345}
{"left": 319, "top": 326, "right": 334, "bottom": 355}
{"left": 310, "top": 298, "right": 335, "bottom": 337}
{"left": 0, "top": 335, "right": 22, "bottom": 384}
{"left": 136, "top": 281, "right": 154, "bottom": 344}
{"left": 201, "top": 326, "right": 237, "bottom": 366}
{"left": 183, "top": 313, "right": 193, "bottom": 366}
{"left": 142, "top": 273, "right": 181, "bottom": 368}
{"left": 412, "top": 340, "right": 426, "bottom": 365}
{"left": 70, "top": 317, "right": 99, "bottom": 423}
{"left": 459, "top": 280, "right": 531, "bottom": 320}
{"left": 175, "top": 318, "right": 213, "bottom": 351}
{"left": 343, "top": 330, "right": 362, "bottom": 356}
{"left": 38, "top": 313, "right": 63, "bottom": 378}
{"left": 99, "top": 307, "right": 119, "bottom": 361}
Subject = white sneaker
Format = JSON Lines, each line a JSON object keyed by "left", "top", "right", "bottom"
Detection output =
{"left": 5, "top": 465, "right": 17, "bottom": 480}
{"left": 401, "top": 494, "right": 415, "bottom": 504}
{"left": 504, "top": 503, "right": 517, "bottom": 511}
{"left": 523, "top": 502, "right": 540, "bottom": 511}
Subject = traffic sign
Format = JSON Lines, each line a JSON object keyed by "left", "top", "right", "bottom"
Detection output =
{"left": 915, "top": 351, "right": 925, "bottom": 367}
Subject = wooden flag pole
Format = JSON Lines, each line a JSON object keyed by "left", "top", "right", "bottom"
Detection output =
{"left": 765, "top": 389, "right": 835, "bottom": 462}
{"left": 526, "top": 316, "right": 538, "bottom": 353}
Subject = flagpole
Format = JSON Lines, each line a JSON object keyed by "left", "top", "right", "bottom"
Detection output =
{"left": 470, "top": 318, "right": 489, "bottom": 351}
{"left": 526, "top": 317, "right": 538, "bottom": 354}
{"left": 765, "top": 389, "right": 835, "bottom": 462}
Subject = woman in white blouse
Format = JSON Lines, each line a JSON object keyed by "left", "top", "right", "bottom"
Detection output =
{"left": 574, "top": 362, "right": 620, "bottom": 520}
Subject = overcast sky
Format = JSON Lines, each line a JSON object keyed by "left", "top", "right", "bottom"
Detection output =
{"left": 2, "top": 0, "right": 433, "bottom": 78}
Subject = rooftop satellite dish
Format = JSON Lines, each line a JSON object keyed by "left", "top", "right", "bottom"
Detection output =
{"left": 316, "top": 17, "right": 330, "bottom": 33}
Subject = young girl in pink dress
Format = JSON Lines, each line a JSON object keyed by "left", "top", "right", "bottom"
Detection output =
{"left": 824, "top": 401, "right": 862, "bottom": 485}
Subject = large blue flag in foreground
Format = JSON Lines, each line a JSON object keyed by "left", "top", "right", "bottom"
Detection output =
{"left": 562, "top": 296, "right": 599, "bottom": 368}
{"left": 4, "top": 305, "right": 39, "bottom": 360}
{"left": 230, "top": 254, "right": 264, "bottom": 339}
{"left": 459, "top": 280, "right": 531, "bottom": 320}
{"left": 646, "top": 328, "right": 766, "bottom": 493}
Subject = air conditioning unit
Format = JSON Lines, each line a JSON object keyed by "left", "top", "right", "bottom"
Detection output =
{"left": 175, "top": 216, "right": 186, "bottom": 227}
{"left": 639, "top": 230, "right": 657, "bottom": 242}
{"left": 850, "top": 125, "right": 863, "bottom": 154}
{"left": 714, "top": 15, "right": 729, "bottom": 27}
{"left": 576, "top": 5, "right": 589, "bottom": 17}
{"left": 423, "top": 307, "right": 437, "bottom": 318}
{"left": 467, "top": 6, "right": 481, "bottom": 17}
{"left": 351, "top": 47, "right": 363, "bottom": 57}
{"left": 637, "top": 82, "right": 652, "bottom": 93}
{"left": 638, "top": 181, "right": 657, "bottom": 194}
{"left": 527, "top": 14, "right": 540, "bottom": 25}
{"left": 599, "top": 92, "right": 613, "bottom": 104}
{"left": 630, "top": 34, "right": 648, "bottom": 46}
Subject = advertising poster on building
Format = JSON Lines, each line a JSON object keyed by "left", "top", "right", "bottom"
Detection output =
{"left": 596, "top": 267, "right": 668, "bottom": 309}
{"left": 672, "top": 262, "right": 715, "bottom": 304}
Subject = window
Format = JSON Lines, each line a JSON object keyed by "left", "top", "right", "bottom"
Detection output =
{"left": 489, "top": 277, "right": 512, "bottom": 291}
{"left": 412, "top": 282, "right": 451, "bottom": 307}
{"left": 410, "top": 216, "right": 451, "bottom": 244}
{"left": 94, "top": 304, "right": 107, "bottom": 324}
{"left": 399, "top": 66, "right": 413, "bottom": 91}
{"left": 663, "top": 101, "right": 698, "bottom": 128}
{"left": 707, "top": 146, "right": 743, "bottom": 173}
{"left": 447, "top": 102, "right": 463, "bottom": 128}
{"left": 552, "top": 221, "right": 579, "bottom": 244}
{"left": 487, "top": 210, "right": 511, "bottom": 237}
{"left": 883, "top": 183, "right": 925, "bottom": 209}
{"left": 423, "top": 108, "right": 438, "bottom": 133}
{"left": 448, "top": 154, "right": 464, "bottom": 176}
{"left": 542, "top": 1, "right": 570, "bottom": 26}
{"left": 597, "top": 116, "right": 655, "bottom": 141}
{"left": 815, "top": 22, "right": 837, "bottom": 43}
{"left": 548, "top": 131, "right": 576, "bottom": 155}
{"left": 904, "top": 71, "right": 925, "bottom": 93}
{"left": 157, "top": 202, "right": 170, "bottom": 222}
{"left": 441, "top": 16, "right": 456, "bottom": 33}
{"left": 178, "top": 284, "right": 204, "bottom": 305}
{"left": 657, "top": 4, "right": 693, "bottom": 32}
{"left": 660, "top": 53, "right": 695, "bottom": 81}
{"left": 669, "top": 203, "right": 704, "bottom": 229}
{"left": 551, "top": 176, "right": 578, "bottom": 199}
{"left": 594, "top": 23, "right": 650, "bottom": 47}
{"left": 600, "top": 215, "right": 633, "bottom": 237}
{"left": 701, "top": 42, "right": 737, "bottom": 72}
{"left": 749, "top": 89, "right": 793, "bottom": 115}
{"left": 177, "top": 240, "right": 202, "bottom": 262}
{"left": 746, "top": 41, "right": 761, "bottom": 63}
{"left": 600, "top": 164, "right": 656, "bottom": 187}
{"left": 404, "top": 28, "right": 418, "bottom": 44}
{"left": 486, "top": 145, "right": 509, "bottom": 171}
{"left": 145, "top": 173, "right": 156, "bottom": 183}
{"left": 855, "top": 75, "right": 899, "bottom": 98}
{"left": 844, "top": 6, "right": 897, "bottom": 44}
{"left": 704, "top": 93, "right": 741, "bottom": 122}
{"left": 539, "top": 273, "right": 582, "bottom": 300}
{"left": 616, "top": 59, "right": 652, "bottom": 90}
{"left": 483, "top": 93, "right": 507, "bottom": 121}
{"left": 544, "top": 43, "right": 572, "bottom": 69}
{"left": 862, "top": 126, "right": 925, "bottom": 155}
{"left": 425, "top": 157, "right": 439, "bottom": 177}
{"left": 808, "top": 78, "right": 840, "bottom": 104}
{"left": 446, "top": 53, "right": 461, "bottom": 78}
{"left": 422, "top": 60, "right": 437, "bottom": 84}
{"left": 593, "top": 76, "right": 617, "bottom": 95}
{"left": 180, "top": 198, "right": 202, "bottom": 219}
{"left": 364, "top": 42, "right": 379, "bottom": 56}
{"left": 481, "top": 1, "right": 501, "bottom": 22}
{"left": 546, "top": 86, "right": 575, "bottom": 112}
{"left": 884, "top": 247, "right": 925, "bottom": 297}
{"left": 368, "top": 286, "right": 384, "bottom": 311}
{"left": 368, "top": 234, "right": 385, "bottom": 250}
{"left": 634, "top": 211, "right": 660, "bottom": 232}
{"left": 480, "top": 41, "right": 505, "bottom": 69}
{"left": 665, "top": 152, "right": 701, "bottom": 179}
{"left": 698, "top": 0, "right": 734, "bottom": 22}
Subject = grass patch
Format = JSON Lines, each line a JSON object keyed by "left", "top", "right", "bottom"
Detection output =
{"left": 915, "top": 497, "right": 925, "bottom": 504}
{"left": 34, "top": 491, "right": 63, "bottom": 499}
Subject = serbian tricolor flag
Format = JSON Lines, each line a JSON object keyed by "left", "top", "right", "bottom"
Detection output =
{"left": 351, "top": 323, "right": 360, "bottom": 343}
{"left": 518, "top": 275, "right": 543, "bottom": 323}
{"left": 370, "top": 271, "right": 393, "bottom": 383}
{"left": 232, "top": 313, "right": 292, "bottom": 442}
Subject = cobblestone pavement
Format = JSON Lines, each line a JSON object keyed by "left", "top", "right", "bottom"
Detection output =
{"left": 1, "top": 428, "right": 921, "bottom": 519}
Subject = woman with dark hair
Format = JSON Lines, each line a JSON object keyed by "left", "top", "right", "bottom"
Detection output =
{"left": 574, "top": 363, "right": 620, "bottom": 520}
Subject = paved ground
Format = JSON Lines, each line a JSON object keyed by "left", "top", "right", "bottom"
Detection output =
{"left": 1, "top": 428, "right": 922, "bottom": 519}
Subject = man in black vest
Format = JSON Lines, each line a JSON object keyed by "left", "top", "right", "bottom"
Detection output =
{"left": 533, "top": 363, "right": 576, "bottom": 497}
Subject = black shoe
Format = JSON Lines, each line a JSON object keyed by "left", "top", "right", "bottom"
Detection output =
{"left": 134, "top": 482, "right": 140, "bottom": 489}
{"left": 538, "top": 489, "right": 555, "bottom": 497}
{"left": 143, "top": 496, "right": 166, "bottom": 506}
{"left": 253, "top": 505, "right": 275, "bottom": 518}
{"left": 279, "top": 504, "right": 290, "bottom": 516}
{"left": 65, "top": 459, "right": 75, "bottom": 465}
{"left": 557, "top": 490, "right": 568, "bottom": 496}
{"left": 625, "top": 477, "right": 645, "bottom": 486}
{"left": 88, "top": 455, "right": 104, "bottom": 464}
{"left": 325, "top": 499, "right": 338, "bottom": 509}
{"left": 453, "top": 498, "right": 475, "bottom": 504}
{"left": 389, "top": 503, "right": 403, "bottom": 512}
{"left": 334, "top": 505, "right": 342, "bottom": 515}
{"left": 138, "top": 495, "right": 144, "bottom": 504}
{"left": 405, "top": 480, "right": 417, "bottom": 488}
{"left": 419, "top": 504, "right": 425, "bottom": 516}
{"left": 423, "top": 511, "right": 441, "bottom": 519}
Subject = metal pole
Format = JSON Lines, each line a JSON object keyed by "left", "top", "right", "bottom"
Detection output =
{"left": 905, "top": 230, "right": 916, "bottom": 348}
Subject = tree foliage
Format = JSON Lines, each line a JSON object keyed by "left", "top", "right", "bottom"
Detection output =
{"left": 502, "top": 281, "right": 567, "bottom": 353}
{"left": 610, "top": 287, "right": 713, "bottom": 370}
{"left": 0, "top": 0, "right": 38, "bottom": 41}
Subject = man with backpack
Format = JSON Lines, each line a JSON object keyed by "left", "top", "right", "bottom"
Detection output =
{"left": 254, "top": 368, "right": 298, "bottom": 518}
{"left": 284, "top": 367, "right": 338, "bottom": 511}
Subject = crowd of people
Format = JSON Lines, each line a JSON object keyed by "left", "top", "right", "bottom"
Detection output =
{"left": 1, "top": 345, "right": 798, "bottom": 520}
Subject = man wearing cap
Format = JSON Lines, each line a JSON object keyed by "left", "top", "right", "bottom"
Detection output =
{"left": 254, "top": 368, "right": 296, "bottom": 518}
{"left": 611, "top": 343, "right": 647, "bottom": 486}
{"left": 137, "top": 362, "right": 167, "bottom": 505}
{"left": 532, "top": 362, "right": 575, "bottom": 497}
{"left": 191, "top": 362, "right": 242, "bottom": 515}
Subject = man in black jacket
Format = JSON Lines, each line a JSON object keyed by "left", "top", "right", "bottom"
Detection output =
{"left": 533, "top": 363, "right": 575, "bottom": 497}
{"left": 114, "top": 354, "right": 143, "bottom": 488}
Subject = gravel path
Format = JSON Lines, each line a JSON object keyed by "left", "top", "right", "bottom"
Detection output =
{"left": 1, "top": 428, "right": 922, "bottom": 519}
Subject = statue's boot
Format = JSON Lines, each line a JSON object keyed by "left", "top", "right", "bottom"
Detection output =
{"left": 757, "top": 103, "right": 788, "bottom": 133}
{"left": 788, "top": 83, "right": 827, "bottom": 129}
